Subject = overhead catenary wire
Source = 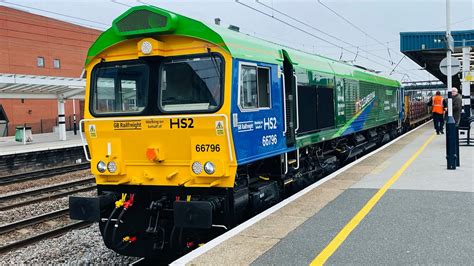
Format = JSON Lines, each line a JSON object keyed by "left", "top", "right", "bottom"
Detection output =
{"left": 317, "top": 0, "right": 396, "bottom": 65}
{"left": 1, "top": 0, "right": 110, "bottom": 29}
{"left": 255, "top": 0, "right": 425, "bottom": 79}
{"left": 389, "top": 56, "right": 406, "bottom": 76}
{"left": 318, "top": 0, "right": 472, "bottom": 50}
{"left": 111, "top": 0, "right": 134, "bottom": 7}
{"left": 317, "top": 0, "right": 472, "bottom": 79}
{"left": 235, "top": 0, "right": 395, "bottom": 71}
{"left": 315, "top": 0, "right": 428, "bottom": 79}
{"left": 434, "top": 16, "right": 474, "bottom": 30}
{"left": 239, "top": 0, "right": 424, "bottom": 80}
{"left": 0, "top": 10, "right": 103, "bottom": 36}
{"left": 256, "top": 0, "right": 401, "bottom": 67}
{"left": 2, "top": 0, "right": 435, "bottom": 81}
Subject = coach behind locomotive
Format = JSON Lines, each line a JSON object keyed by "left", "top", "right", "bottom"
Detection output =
{"left": 69, "top": 5, "right": 402, "bottom": 258}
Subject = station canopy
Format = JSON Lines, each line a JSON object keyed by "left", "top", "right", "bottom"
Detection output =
{"left": 402, "top": 80, "right": 446, "bottom": 91}
{"left": 400, "top": 30, "right": 474, "bottom": 88}
{"left": 0, "top": 73, "right": 85, "bottom": 99}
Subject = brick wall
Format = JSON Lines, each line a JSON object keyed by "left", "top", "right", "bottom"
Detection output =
{"left": 0, "top": 6, "right": 101, "bottom": 136}
{"left": 0, "top": 6, "right": 101, "bottom": 77}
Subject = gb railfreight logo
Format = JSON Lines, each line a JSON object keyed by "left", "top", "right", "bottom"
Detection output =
{"left": 113, "top": 120, "right": 142, "bottom": 130}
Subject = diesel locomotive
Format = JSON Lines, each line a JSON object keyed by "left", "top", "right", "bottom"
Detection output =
{"left": 70, "top": 5, "right": 407, "bottom": 258}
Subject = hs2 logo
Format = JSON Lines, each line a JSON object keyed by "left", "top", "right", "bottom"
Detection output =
{"left": 264, "top": 117, "right": 277, "bottom": 130}
{"left": 170, "top": 118, "right": 194, "bottom": 129}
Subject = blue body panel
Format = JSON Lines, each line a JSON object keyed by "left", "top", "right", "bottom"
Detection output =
{"left": 230, "top": 59, "right": 293, "bottom": 165}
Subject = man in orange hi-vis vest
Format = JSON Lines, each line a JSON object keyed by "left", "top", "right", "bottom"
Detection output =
{"left": 428, "top": 91, "right": 447, "bottom": 135}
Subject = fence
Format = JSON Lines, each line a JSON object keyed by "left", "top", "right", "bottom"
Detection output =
{"left": 5, "top": 115, "right": 81, "bottom": 136}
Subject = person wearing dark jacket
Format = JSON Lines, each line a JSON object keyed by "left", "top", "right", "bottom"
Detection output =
{"left": 451, "top": 87, "right": 462, "bottom": 125}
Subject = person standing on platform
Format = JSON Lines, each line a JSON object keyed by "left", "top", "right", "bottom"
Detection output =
{"left": 451, "top": 87, "right": 462, "bottom": 125}
{"left": 428, "top": 91, "right": 447, "bottom": 135}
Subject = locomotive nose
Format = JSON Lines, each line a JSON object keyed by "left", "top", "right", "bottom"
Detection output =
{"left": 83, "top": 115, "right": 236, "bottom": 188}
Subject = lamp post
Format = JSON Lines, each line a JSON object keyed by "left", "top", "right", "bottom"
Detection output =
{"left": 445, "top": 0, "right": 457, "bottom": 169}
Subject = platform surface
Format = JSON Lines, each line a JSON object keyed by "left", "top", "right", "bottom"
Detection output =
{"left": 181, "top": 122, "right": 474, "bottom": 265}
{"left": 0, "top": 131, "right": 83, "bottom": 156}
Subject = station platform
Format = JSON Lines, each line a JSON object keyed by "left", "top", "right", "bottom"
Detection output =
{"left": 173, "top": 122, "right": 474, "bottom": 265}
{"left": 0, "top": 131, "right": 83, "bottom": 156}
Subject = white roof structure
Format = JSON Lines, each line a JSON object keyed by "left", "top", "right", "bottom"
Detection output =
{"left": 0, "top": 73, "right": 85, "bottom": 99}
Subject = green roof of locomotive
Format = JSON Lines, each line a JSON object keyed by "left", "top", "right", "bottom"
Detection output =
{"left": 86, "top": 5, "right": 400, "bottom": 88}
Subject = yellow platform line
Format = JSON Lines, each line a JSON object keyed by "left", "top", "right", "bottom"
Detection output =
{"left": 310, "top": 133, "right": 436, "bottom": 265}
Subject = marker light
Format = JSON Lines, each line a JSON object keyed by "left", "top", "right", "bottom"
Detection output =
{"left": 97, "top": 161, "right": 107, "bottom": 173}
{"left": 192, "top": 161, "right": 203, "bottom": 175}
{"left": 107, "top": 161, "right": 117, "bottom": 173}
{"left": 141, "top": 41, "right": 153, "bottom": 55}
{"left": 204, "top": 161, "right": 216, "bottom": 175}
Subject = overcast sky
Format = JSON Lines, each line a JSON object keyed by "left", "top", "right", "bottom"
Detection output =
{"left": 2, "top": 0, "right": 473, "bottom": 82}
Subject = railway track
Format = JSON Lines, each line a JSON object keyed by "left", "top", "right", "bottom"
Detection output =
{"left": 0, "top": 220, "right": 92, "bottom": 254}
{"left": 0, "top": 178, "right": 96, "bottom": 211}
{"left": 0, "top": 208, "right": 70, "bottom": 235}
{"left": 0, "top": 163, "right": 90, "bottom": 186}
{"left": 0, "top": 178, "right": 96, "bottom": 254}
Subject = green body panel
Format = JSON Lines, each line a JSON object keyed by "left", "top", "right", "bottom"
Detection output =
{"left": 295, "top": 80, "right": 399, "bottom": 148}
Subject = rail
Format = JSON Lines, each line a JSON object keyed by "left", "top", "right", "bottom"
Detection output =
{"left": 0, "top": 221, "right": 92, "bottom": 254}
{"left": 0, "top": 178, "right": 96, "bottom": 211}
{"left": 0, "top": 208, "right": 70, "bottom": 235}
{"left": 0, "top": 163, "right": 90, "bottom": 186}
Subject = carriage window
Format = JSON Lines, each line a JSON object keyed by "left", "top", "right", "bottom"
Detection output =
{"left": 159, "top": 54, "right": 223, "bottom": 113}
{"left": 239, "top": 65, "right": 271, "bottom": 109}
{"left": 258, "top": 68, "right": 270, "bottom": 108}
{"left": 91, "top": 62, "right": 148, "bottom": 115}
{"left": 240, "top": 66, "right": 257, "bottom": 108}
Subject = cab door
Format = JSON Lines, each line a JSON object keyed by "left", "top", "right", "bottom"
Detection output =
{"left": 230, "top": 59, "right": 289, "bottom": 164}
{"left": 282, "top": 50, "right": 297, "bottom": 147}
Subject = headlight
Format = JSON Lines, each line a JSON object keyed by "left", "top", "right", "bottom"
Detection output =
{"left": 192, "top": 161, "right": 203, "bottom": 174}
{"left": 107, "top": 161, "right": 117, "bottom": 173}
{"left": 97, "top": 161, "right": 107, "bottom": 173}
{"left": 141, "top": 41, "right": 153, "bottom": 54}
{"left": 204, "top": 161, "right": 216, "bottom": 175}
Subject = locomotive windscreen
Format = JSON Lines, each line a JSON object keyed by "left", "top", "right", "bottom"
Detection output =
{"left": 91, "top": 61, "right": 149, "bottom": 115}
{"left": 159, "top": 54, "right": 223, "bottom": 112}
{"left": 89, "top": 54, "right": 223, "bottom": 116}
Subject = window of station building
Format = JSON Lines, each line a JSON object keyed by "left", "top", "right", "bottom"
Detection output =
{"left": 53, "top": 59, "right": 61, "bottom": 69}
{"left": 37, "top": 57, "right": 45, "bottom": 68}
{"left": 239, "top": 65, "right": 271, "bottom": 109}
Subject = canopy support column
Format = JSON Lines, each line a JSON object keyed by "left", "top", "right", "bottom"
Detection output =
{"left": 57, "top": 97, "right": 66, "bottom": 141}
{"left": 72, "top": 98, "right": 78, "bottom": 135}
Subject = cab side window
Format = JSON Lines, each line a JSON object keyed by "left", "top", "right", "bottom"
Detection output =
{"left": 240, "top": 65, "right": 271, "bottom": 109}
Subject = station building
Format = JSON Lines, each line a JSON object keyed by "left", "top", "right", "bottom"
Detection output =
{"left": 0, "top": 6, "right": 101, "bottom": 136}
